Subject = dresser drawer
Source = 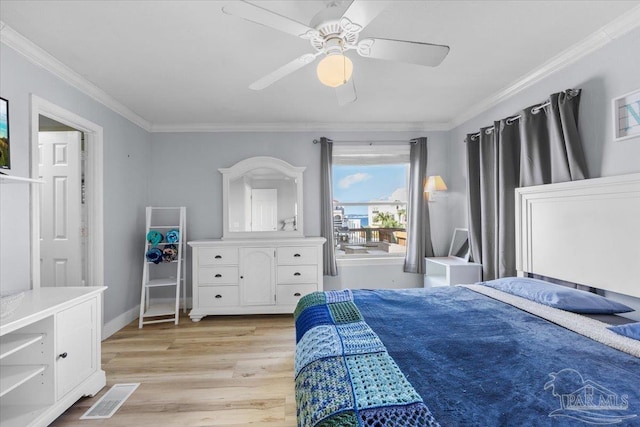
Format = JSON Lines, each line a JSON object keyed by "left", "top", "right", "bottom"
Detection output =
{"left": 277, "top": 265, "right": 317, "bottom": 284}
{"left": 276, "top": 284, "right": 318, "bottom": 306}
{"left": 198, "top": 286, "right": 240, "bottom": 307}
{"left": 277, "top": 246, "right": 318, "bottom": 265}
{"left": 198, "top": 266, "right": 239, "bottom": 285}
{"left": 198, "top": 247, "right": 239, "bottom": 266}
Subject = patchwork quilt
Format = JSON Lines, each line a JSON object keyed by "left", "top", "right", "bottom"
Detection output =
{"left": 294, "top": 290, "right": 439, "bottom": 427}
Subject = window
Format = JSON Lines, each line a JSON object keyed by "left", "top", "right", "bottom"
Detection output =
{"left": 332, "top": 144, "right": 410, "bottom": 258}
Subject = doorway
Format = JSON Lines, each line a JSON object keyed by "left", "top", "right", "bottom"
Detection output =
{"left": 251, "top": 188, "right": 278, "bottom": 231}
{"left": 38, "top": 124, "right": 85, "bottom": 286}
{"left": 30, "top": 95, "right": 104, "bottom": 289}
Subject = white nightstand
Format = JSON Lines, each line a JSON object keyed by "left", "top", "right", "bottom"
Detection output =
{"left": 424, "top": 256, "right": 482, "bottom": 287}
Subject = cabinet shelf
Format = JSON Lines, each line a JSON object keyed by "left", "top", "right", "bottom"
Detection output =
{"left": 0, "top": 334, "right": 45, "bottom": 360}
{"left": 0, "top": 403, "right": 49, "bottom": 427}
{"left": 142, "top": 303, "right": 177, "bottom": 318}
{"left": 0, "top": 365, "right": 47, "bottom": 398}
{"left": 424, "top": 257, "right": 482, "bottom": 287}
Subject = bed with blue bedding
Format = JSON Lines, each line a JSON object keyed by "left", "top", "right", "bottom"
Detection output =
{"left": 294, "top": 286, "right": 640, "bottom": 427}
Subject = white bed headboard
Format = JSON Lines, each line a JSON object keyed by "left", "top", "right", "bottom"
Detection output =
{"left": 516, "top": 173, "right": 640, "bottom": 298}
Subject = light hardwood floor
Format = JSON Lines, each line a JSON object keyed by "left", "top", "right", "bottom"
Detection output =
{"left": 52, "top": 313, "right": 297, "bottom": 427}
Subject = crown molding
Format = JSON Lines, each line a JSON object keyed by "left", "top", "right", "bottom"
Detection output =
{"left": 447, "top": 5, "right": 640, "bottom": 130}
{"left": 3, "top": 4, "right": 640, "bottom": 135}
{"left": 0, "top": 21, "right": 151, "bottom": 132}
{"left": 150, "top": 121, "right": 450, "bottom": 133}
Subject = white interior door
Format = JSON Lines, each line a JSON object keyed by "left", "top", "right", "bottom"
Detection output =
{"left": 39, "top": 131, "right": 83, "bottom": 287}
{"left": 251, "top": 189, "right": 278, "bottom": 231}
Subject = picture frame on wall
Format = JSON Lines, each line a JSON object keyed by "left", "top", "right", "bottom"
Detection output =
{"left": 0, "top": 97, "right": 9, "bottom": 170}
{"left": 612, "top": 89, "right": 640, "bottom": 142}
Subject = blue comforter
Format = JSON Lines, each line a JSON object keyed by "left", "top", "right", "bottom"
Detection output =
{"left": 353, "top": 287, "right": 640, "bottom": 427}
{"left": 294, "top": 290, "right": 440, "bottom": 427}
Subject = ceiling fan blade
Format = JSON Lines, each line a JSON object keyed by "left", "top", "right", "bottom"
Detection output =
{"left": 357, "top": 38, "right": 450, "bottom": 67}
{"left": 249, "top": 53, "right": 320, "bottom": 90}
{"left": 340, "top": 0, "right": 391, "bottom": 33}
{"left": 335, "top": 78, "right": 357, "bottom": 106}
{"left": 222, "top": 1, "right": 319, "bottom": 39}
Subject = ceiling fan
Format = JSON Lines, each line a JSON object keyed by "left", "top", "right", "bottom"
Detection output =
{"left": 222, "top": 0, "right": 450, "bottom": 105}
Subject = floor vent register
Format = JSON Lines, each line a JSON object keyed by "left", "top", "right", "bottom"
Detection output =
{"left": 80, "top": 383, "right": 140, "bottom": 419}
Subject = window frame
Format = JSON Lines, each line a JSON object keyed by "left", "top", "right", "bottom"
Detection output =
{"left": 332, "top": 159, "right": 410, "bottom": 259}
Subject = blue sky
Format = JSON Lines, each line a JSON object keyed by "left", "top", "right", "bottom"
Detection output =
{"left": 333, "top": 164, "right": 407, "bottom": 210}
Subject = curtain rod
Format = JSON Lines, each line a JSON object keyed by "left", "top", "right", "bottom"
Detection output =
{"left": 468, "top": 89, "right": 579, "bottom": 141}
{"left": 312, "top": 139, "right": 415, "bottom": 145}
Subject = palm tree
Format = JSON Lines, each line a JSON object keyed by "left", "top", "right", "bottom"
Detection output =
{"left": 373, "top": 212, "right": 401, "bottom": 228}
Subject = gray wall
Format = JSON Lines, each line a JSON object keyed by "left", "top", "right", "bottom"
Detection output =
{"left": 148, "top": 130, "right": 451, "bottom": 291}
{"left": 0, "top": 45, "right": 151, "bottom": 325}
{"left": 448, "top": 26, "right": 640, "bottom": 229}
{"left": 447, "top": 26, "right": 640, "bottom": 316}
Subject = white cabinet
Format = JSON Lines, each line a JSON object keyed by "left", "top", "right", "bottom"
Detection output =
{"left": 56, "top": 300, "right": 97, "bottom": 399}
{"left": 189, "top": 238, "right": 325, "bottom": 321}
{"left": 424, "top": 257, "right": 482, "bottom": 287}
{"left": 240, "top": 247, "right": 276, "bottom": 306}
{"left": 0, "top": 287, "right": 106, "bottom": 427}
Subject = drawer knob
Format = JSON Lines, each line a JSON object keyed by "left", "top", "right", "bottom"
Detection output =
{"left": 215, "top": 274, "right": 222, "bottom": 278}
{"left": 215, "top": 294, "right": 222, "bottom": 299}
{"left": 294, "top": 253, "right": 301, "bottom": 257}
{"left": 294, "top": 272, "right": 301, "bottom": 276}
{"left": 294, "top": 292, "right": 301, "bottom": 297}
{"left": 214, "top": 255, "right": 222, "bottom": 259}
{"left": 58, "top": 352, "right": 68, "bottom": 359}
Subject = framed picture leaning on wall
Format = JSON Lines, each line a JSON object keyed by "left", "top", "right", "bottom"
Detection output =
{"left": 612, "top": 89, "right": 640, "bottom": 142}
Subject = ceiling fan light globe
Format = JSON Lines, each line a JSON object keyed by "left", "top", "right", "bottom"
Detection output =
{"left": 316, "top": 54, "right": 353, "bottom": 88}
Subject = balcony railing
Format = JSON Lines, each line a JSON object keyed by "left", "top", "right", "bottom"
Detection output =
{"left": 335, "top": 227, "right": 405, "bottom": 245}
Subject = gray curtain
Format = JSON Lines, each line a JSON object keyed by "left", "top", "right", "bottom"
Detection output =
{"left": 466, "top": 89, "right": 587, "bottom": 281}
{"left": 320, "top": 137, "right": 337, "bottom": 276}
{"left": 520, "top": 91, "right": 588, "bottom": 186}
{"left": 466, "top": 121, "right": 520, "bottom": 279}
{"left": 404, "top": 137, "right": 434, "bottom": 273}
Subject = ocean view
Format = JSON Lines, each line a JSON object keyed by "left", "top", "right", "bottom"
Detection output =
{"left": 344, "top": 214, "right": 369, "bottom": 227}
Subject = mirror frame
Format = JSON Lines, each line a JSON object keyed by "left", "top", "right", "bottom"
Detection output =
{"left": 219, "top": 156, "right": 306, "bottom": 239}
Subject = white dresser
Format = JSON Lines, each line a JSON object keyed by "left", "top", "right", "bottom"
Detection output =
{"left": 0, "top": 287, "right": 106, "bottom": 427}
{"left": 188, "top": 237, "right": 325, "bottom": 321}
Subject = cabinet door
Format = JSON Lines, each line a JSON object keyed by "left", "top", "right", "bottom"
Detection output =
{"left": 56, "top": 298, "right": 97, "bottom": 399}
{"left": 240, "top": 247, "right": 275, "bottom": 306}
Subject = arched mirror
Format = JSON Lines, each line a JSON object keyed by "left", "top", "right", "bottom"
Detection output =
{"left": 220, "top": 157, "right": 305, "bottom": 239}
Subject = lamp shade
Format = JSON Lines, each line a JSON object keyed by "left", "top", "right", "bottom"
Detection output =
{"left": 425, "top": 176, "right": 447, "bottom": 192}
{"left": 317, "top": 54, "right": 353, "bottom": 88}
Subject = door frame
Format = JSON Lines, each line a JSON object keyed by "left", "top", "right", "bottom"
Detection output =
{"left": 30, "top": 95, "right": 104, "bottom": 289}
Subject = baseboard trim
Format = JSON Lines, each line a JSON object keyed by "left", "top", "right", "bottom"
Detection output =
{"left": 103, "top": 306, "right": 140, "bottom": 339}
{"left": 102, "top": 298, "right": 192, "bottom": 339}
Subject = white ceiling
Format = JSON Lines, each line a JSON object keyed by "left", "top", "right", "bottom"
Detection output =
{"left": 1, "top": 1, "right": 639, "bottom": 131}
